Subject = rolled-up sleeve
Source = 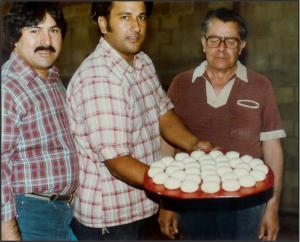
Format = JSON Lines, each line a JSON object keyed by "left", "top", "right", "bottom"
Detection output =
{"left": 80, "top": 77, "right": 132, "bottom": 161}
{"left": 260, "top": 80, "right": 286, "bottom": 141}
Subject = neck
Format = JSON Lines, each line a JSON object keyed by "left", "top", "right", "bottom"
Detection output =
{"left": 35, "top": 69, "right": 49, "bottom": 80}
{"left": 206, "top": 65, "right": 237, "bottom": 86}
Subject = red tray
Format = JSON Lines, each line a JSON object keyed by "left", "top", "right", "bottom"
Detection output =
{"left": 144, "top": 167, "right": 274, "bottom": 199}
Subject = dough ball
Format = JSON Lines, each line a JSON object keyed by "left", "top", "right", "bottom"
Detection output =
{"left": 249, "top": 158, "right": 264, "bottom": 168}
{"left": 234, "top": 168, "right": 249, "bottom": 177}
{"left": 199, "top": 155, "right": 214, "bottom": 162}
{"left": 148, "top": 167, "right": 164, "bottom": 178}
{"left": 201, "top": 164, "right": 216, "bottom": 171}
{"left": 171, "top": 170, "right": 186, "bottom": 181}
{"left": 253, "top": 164, "right": 269, "bottom": 175}
{"left": 172, "top": 161, "right": 185, "bottom": 169}
{"left": 185, "top": 167, "right": 200, "bottom": 175}
{"left": 186, "top": 174, "right": 201, "bottom": 184}
{"left": 160, "top": 156, "right": 174, "bottom": 166}
{"left": 151, "top": 161, "right": 165, "bottom": 169}
{"left": 201, "top": 181, "right": 220, "bottom": 193}
{"left": 222, "top": 179, "right": 240, "bottom": 192}
{"left": 153, "top": 172, "right": 168, "bottom": 185}
{"left": 236, "top": 162, "right": 251, "bottom": 171}
{"left": 216, "top": 161, "right": 231, "bottom": 168}
{"left": 240, "top": 155, "right": 253, "bottom": 163}
{"left": 181, "top": 180, "right": 199, "bottom": 193}
{"left": 201, "top": 169, "right": 217, "bottom": 178}
{"left": 209, "top": 150, "right": 223, "bottom": 159}
{"left": 164, "top": 177, "right": 181, "bottom": 189}
{"left": 202, "top": 174, "right": 220, "bottom": 183}
{"left": 215, "top": 155, "right": 230, "bottom": 163}
{"left": 165, "top": 166, "right": 182, "bottom": 176}
{"left": 216, "top": 166, "right": 232, "bottom": 176}
{"left": 221, "top": 171, "right": 238, "bottom": 181}
{"left": 226, "top": 151, "right": 240, "bottom": 159}
{"left": 250, "top": 170, "right": 266, "bottom": 182}
{"left": 182, "top": 157, "right": 197, "bottom": 164}
{"left": 175, "top": 152, "right": 189, "bottom": 161}
{"left": 200, "top": 159, "right": 215, "bottom": 166}
{"left": 239, "top": 175, "right": 256, "bottom": 187}
{"left": 191, "top": 150, "right": 205, "bottom": 160}
{"left": 229, "top": 158, "right": 242, "bottom": 168}
{"left": 185, "top": 161, "right": 200, "bottom": 168}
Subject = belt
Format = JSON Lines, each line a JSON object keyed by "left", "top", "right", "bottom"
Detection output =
{"left": 25, "top": 193, "right": 73, "bottom": 202}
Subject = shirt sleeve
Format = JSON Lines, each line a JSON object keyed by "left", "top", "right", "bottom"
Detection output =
{"left": 79, "top": 77, "right": 133, "bottom": 161}
{"left": 144, "top": 56, "right": 174, "bottom": 116}
{"left": 1, "top": 89, "right": 19, "bottom": 221}
{"left": 260, "top": 80, "right": 286, "bottom": 141}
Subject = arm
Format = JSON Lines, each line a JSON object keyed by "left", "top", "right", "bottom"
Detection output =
{"left": 105, "top": 155, "right": 148, "bottom": 188}
{"left": 258, "top": 139, "right": 284, "bottom": 241}
{"left": 1, "top": 90, "right": 21, "bottom": 240}
{"left": 159, "top": 109, "right": 212, "bottom": 152}
{"left": 1, "top": 219, "right": 21, "bottom": 241}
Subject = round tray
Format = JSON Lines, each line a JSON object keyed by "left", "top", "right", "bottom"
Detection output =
{"left": 144, "top": 167, "right": 274, "bottom": 199}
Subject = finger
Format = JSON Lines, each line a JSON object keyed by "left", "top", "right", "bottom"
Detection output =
{"left": 172, "top": 216, "right": 179, "bottom": 234}
{"left": 258, "top": 224, "right": 266, "bottom": 240}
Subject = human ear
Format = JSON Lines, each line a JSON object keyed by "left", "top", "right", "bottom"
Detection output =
{"left": 98, "top": 16, "right": 108, "bottom": 34}
{"left": 201, "top": 37, "right": 206, "bottom": 52}
{"left": 239, "top": 40, "right": 246, "bottom": 55}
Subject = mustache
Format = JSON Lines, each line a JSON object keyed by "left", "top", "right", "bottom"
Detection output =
{"left": 34, "top": 46, "right": 56, "bottom": 53}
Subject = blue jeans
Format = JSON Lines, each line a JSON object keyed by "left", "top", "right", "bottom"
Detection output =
{"left": 71, "top": 216, "right": 153, "bottom": 240}
{"left": 179, "top": 202, "right": 265, "bottom": 240}
{"left": 15, "top": 194, "right": 75, "bottom": 240}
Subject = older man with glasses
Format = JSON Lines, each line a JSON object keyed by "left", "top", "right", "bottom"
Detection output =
{"left": 159, "top": 7, "right": 285, "bottom": 241}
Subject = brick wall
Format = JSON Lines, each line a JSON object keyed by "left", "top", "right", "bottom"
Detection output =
{"left": 56, "top": 1, "right": 298, "bottom": 214}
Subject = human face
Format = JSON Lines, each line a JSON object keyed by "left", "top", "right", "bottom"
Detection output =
{"left": 202, "top": 18, "right": 246, "bottom": 73}
{"left": 98, "top": 1, "right": 147, "bottom": 64}
{"left": 14, "top": 13, "right": 62, "bottom": 79}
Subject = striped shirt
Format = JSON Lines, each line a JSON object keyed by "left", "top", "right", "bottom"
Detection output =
{"left": 1, "top": 52, "right": 79, "bottom": 222}
{"left": 66, "top": 38, "right": 173, "bottom": 227}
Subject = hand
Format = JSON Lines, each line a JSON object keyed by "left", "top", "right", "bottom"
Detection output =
{"left": 1, "top": 219, "right": 21, "bottom": 241}
{"left": 158, "top": 208, "right": 179, "bottom": 239}
{"left": 258, "top": 203, "right": 280, "bottom": 241}
{"left": 193, "top": 140, "right": 214, "bottom": 151}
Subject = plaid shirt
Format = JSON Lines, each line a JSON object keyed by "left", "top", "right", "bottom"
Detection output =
{"left": 1, "top": 52, "right": 78, "bottom": 222}
{"left": 66, "top": 38, "right": 173, "bottom": 227}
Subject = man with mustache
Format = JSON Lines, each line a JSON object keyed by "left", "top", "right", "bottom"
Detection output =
{"left": 160, "top": 7, "right": 285, "bottom": 241}
{"left": 66, "top": 1, "right": 211, "bottom": 240}
{"left": 1, "top": 2, "right": 78, "bottom": 240}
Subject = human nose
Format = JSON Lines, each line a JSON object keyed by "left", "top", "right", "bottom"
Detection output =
{"left": 40, "top": 30, "right": 51, "bottom": 46}
{"left": 217, "top": 40, "right": 226, "bottom": 50}
{"left": 131, "top": 19, "right": 141, "bottom": 32}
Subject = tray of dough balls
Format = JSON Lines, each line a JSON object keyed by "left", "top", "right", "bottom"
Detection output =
{"left": 144, "top": 150, "right": 274, "bottom": 199}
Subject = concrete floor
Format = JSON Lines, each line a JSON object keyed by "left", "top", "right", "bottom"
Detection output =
{"left": 144, "top": 211, "right": 299, "bottom": 240}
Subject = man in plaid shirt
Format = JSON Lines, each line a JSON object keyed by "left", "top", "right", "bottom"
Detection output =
{"left": 1, "top": 2, "right": 78, "bottom": 240}
{"left": 66, "top": 1, "right": 212, "bottom": 240}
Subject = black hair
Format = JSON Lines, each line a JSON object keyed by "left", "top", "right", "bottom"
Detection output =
{"left": 202, "top": 8, "right": 248, "bottom": 40}
{"left": 3, "top": 2, "right": 67, "bottom": 54}
{"left": 91, "top": 1, "right": 154, "bottom": 22}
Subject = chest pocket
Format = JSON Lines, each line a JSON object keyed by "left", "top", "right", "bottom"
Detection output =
{"left": 229, "top": 99, "right": 262, "bottom": 139}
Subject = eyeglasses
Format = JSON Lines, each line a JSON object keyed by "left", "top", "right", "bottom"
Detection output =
{"left": 204, "top": 36, "right": 241, "bottom": 49}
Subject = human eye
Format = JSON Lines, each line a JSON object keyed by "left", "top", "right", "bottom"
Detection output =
{"left": 208, "top": 37, "right": 220, "bottom": 44}
{"left": 138, "top": 15, "right": 147, "bottom": 21}
{"left": 29, "top": 27, "right": 40, "bottom": 34}
{"left": 120, "top": 15, "right": 130, "bottom": 21}
{"left": 50, "top": 27, "right": 61, "bottom": 34}
{"left": 225, "top": 38, "right": 239, "bottom": 47}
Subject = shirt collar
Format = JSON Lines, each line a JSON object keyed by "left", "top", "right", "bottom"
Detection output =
{"left": 99, "top": 37, "right": 143, "bottom": 74}
{"left": 192, "top": 60, "right": 248, "bottom": 83}
{"left": 10, "top": 51, "right": 59, "bottom": 83}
